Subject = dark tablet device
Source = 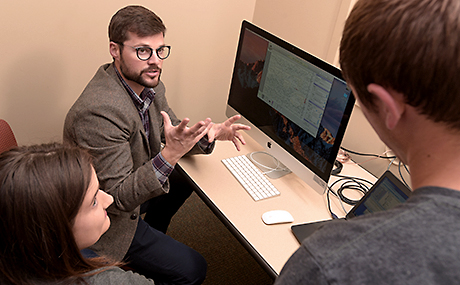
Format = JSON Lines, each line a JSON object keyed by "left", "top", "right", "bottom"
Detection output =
{"left": 292, "top": 170, "right": 412, "bottom": 243}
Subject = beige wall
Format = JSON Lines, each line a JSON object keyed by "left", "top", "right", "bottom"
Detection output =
{"left": 252, "top": 0, "right": 353, "bottom": 65}
{"left": 0, "top": 0, "right": 256, "bottom": 145}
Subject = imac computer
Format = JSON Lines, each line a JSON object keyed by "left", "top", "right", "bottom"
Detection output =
{"left": 226, "top": 20, "right": 355, "bottom": 194}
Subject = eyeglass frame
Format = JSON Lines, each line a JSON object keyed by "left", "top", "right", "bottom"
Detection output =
{"left": 114, "top": 42, "right": 171, "bottom": 61}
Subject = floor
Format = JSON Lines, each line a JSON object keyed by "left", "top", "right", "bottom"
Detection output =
{"left": 168, "top": 191, "right": 275, "bottom": 285}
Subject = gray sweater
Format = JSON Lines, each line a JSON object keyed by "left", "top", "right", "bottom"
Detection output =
{"left": 85, "top": 266, "right": 154, "bottom": 284}
{"left": 275, "top": 186, "right": 460, "bottom": 284}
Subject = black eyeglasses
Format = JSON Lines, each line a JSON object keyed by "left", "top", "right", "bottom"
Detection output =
{"left": 116, "top": 42, "right": 171, "bottom": 60}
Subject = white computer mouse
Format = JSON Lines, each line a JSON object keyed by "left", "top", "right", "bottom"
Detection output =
{"left": 262, "top": 210, "right": 294, "bottom": 225}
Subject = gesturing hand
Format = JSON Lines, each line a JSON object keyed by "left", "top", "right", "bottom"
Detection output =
{"left": 207, "top": 115, "right": 251, "bottom": 151}
{"left": 160, "top": 111, "right": 212, "bottom": 165}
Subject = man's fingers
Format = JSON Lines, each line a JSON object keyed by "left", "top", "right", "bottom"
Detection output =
{"left": 225, "top": 115, "right": 241, "bottom": 126}
{"left": 232, "top": 137, "right": 242, "bottom": 151}
{"left": 194, "top": 120, "right": 213, "bottom": 139}
{"left": 235, "top": 132, "right": 246, "bottom": 145}
{"left": 233, "top": 123, "right": 251, "bottom": 131}
{"left": 176, "top": 118, "right": 190, "bottom": 132}
{"left": 161, "top": 111, "right": 172, "bottom": 128}
{"left": 189, "top": 118, "right": 211, "bottom": 134}
{"left": 207, "top": 123, "right": 216, "bottom": 142}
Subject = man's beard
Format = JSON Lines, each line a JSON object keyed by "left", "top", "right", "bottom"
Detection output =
{"left": 119, "top": 54, "right": 161, "bottom": 89}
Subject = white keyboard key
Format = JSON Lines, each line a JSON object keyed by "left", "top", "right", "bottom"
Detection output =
{"left": 222, "top": 155, "right": 280, "bottom": 201}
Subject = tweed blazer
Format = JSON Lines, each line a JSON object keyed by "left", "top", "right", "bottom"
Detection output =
{"left": 63, "top": 63, "right": 212, "bottom": 260}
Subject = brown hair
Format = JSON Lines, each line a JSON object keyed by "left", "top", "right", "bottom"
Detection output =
{"left": 109, "top": 5, "right": 166, "bottom": 44}
{"left": 340, "top": 0, "right": 460, "bottom": 129}
{"left": 0, "top": 143, "right": 114, "bottom": 284}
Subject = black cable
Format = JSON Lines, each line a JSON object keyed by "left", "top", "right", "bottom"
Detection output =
{"left": 330, "top": 174, "right": 374, "bottom": 192}
{"left": 327, "top": 174, "right": 374, "bottom": 219}
{"left": 386, "top": 155, "right": 411, "bottom": 190}
{"left": 332, "top": 148, "right": 411, "bottom": 218}
{"left": 326, "top": 186, "right": 338, "bottom": 219}
{"left": 340, "top": 146, "right": 397, "bottom": 160}
{"left": 337, "top": 182, "right": 368, "bottom": 205}
{"left": 398, "top": 160, "right": 411, "bottom": 189}
{"left": 331, "top": 160, "right": 343, "bottom": 175}
{"left": 341, "top": 146, "right": 411, "bottom": 191}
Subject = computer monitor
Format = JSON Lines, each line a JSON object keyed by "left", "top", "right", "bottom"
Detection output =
{"left": 226, "top": 20, "right": 355, "bottom": 194}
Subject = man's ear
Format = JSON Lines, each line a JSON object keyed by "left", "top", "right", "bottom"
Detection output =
{"left": 367, "top": 83, "right": 405, "bottom": 130}
{"left": 109, "top": 42, "right": 120, "bottom": 60}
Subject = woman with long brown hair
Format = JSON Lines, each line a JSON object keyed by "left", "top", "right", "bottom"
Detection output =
{"left": 0, "top": 143, "right": 154, "bottom": 284}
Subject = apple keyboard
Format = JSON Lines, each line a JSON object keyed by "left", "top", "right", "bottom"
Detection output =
{"left": 222, "top": 155, "right": 280, "bottom": 201}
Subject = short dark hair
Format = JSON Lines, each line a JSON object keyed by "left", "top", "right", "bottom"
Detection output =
{"left": 0, "top": 143, "right": 114, "bottom": 284}
{"left": 340, "top": 0, "right": 460, "bottom": 129}
{"left": 109, "top": 5, "right": 166, "bottom": 44}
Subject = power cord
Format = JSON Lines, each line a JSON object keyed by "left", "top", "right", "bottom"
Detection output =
{"left": 398, "top": 160, "right": 411, "bottom": 189}
{"left": 328, "top": 148, "right": 412, "bottom": 219}
{"left": 327, "top": 174, "right": 374, "bottom": 219}
{"left": 340, "top": 146, "right": 397, "bottom": 160}
{"left": 331, "top": 160, "right": 343, "bottom": 175}
{"left": 340, "top": 146, "right": 410, "bottom": 187}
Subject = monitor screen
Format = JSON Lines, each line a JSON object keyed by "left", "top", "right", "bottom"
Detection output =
{"left": 226, "top": 21, "right": 355, "bottom": 193}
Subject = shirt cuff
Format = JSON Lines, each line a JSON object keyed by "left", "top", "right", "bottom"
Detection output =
{"left": 198, "top": 135, "right": 215, "bottom": 153}
{"left": 152, "top": 152, "right": 174, "bottom": 185}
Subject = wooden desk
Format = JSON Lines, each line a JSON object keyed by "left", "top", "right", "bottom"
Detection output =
{"left": 178, "top": 133, "right": 375, "bottom": 279}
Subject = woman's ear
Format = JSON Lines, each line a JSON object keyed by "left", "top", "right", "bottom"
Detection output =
{"left": 367, "top": 83, "right": 405, "bottom": 130}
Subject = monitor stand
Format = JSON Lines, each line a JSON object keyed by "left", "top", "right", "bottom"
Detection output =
{"left": 247, "top": 151, "right": 292, "bottom": 179}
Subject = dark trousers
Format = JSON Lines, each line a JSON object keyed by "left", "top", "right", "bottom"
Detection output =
{"left": 141, "top": 168, "right": 193, "bottom": 234}
{"left": 124, "top": 168, "right": 207, "bottom": 285}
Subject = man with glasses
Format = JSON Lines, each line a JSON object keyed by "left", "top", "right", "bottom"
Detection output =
{"left": 64, "top": 5, "right": 249, "bottom": 285}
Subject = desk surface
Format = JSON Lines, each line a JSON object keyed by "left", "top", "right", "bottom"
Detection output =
{"left": 179, "top": 133, "right": 376, "bottom": 278}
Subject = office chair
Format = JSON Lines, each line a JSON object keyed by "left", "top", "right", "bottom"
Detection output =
{"left": 0, "top": 119, "right": 18, "bottom": 154}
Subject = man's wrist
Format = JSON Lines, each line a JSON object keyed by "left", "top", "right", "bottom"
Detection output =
{"left": 152, "top": 153, "right": 174, "bottom": 185}
{"left": 160, "top": 146, "right": 181, "bottom": 166}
